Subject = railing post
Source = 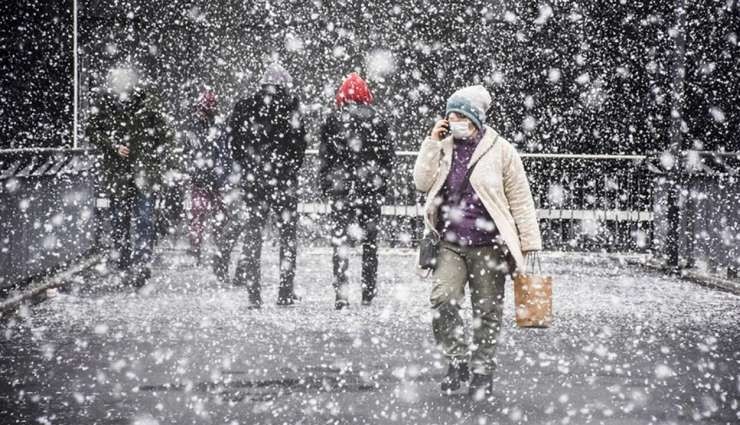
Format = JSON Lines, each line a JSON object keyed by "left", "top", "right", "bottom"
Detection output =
{"left": 664, "top": 0, "right": 687, "bottom": 272}
{"left": 73, "top": 0, "right": 79, "bottom": 148}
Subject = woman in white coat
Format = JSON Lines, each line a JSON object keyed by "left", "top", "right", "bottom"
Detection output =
{"left": 413, "top": 85, "right": 542, "bottom": 399}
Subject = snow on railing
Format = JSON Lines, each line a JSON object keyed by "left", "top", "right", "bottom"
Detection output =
{"left": 296, "top": 150, "right": 656, "bottom": 250}
{"left": 304, "top": 148, "right": 648, "bottom": 161}
{"left": 299, "top": 150, "right": 654, "bottom": 223}
{"left": 0, "top": 148, "right": 96, "bottom": 181}
{"left": 0, "top": 148, "right": 655, "bottom": 224}
{"left": 0, "top": 148, "right": 99, "bottom": 289}
{"left": 0, "top": 147, "right": 659, "bottom": 252}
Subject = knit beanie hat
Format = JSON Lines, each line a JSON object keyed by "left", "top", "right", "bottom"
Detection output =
{"left": 260, "top": 63, "right": 293, "bottom": 87}
{"left": 335, "top": 72, "right": 374, "bottom": 107}
{"left": 445, "top": 85, "right": 492, "bottom": 129}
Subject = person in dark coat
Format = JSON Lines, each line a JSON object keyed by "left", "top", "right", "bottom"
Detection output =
{"left": 87, "top": 68, "right": 175, "bottom": 287}
{"left": 184, "top": 89, "right": 229, "bottom": 261}
{"left": 218, "top": 63, "right": 307, "bottom": 308}
{"left": 318, "top": 72, "right": 393, "bottom": 309}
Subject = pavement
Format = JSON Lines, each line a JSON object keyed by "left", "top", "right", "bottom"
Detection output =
{"left": 1, "top": 246, "right": 739, "bottom": 425}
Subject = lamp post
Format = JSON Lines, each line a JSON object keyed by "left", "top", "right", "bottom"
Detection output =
{"left": 665, "top": 0, "right": 686, "bottom": 272}
{"left": 73, "top": 0, "right": 78, "bottom": 148}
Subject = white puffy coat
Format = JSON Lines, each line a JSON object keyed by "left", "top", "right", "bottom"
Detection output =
{"left": 413, "top": 126, "right": 542, "bottom": 272}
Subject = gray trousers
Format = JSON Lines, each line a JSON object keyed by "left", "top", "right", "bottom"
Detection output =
{"left": 430, "top": 241, "right": 509, "bottom": 375}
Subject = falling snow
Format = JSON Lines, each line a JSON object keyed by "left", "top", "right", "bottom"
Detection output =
{"left": 0, "top": 1, "right": 739, "bottom": 424}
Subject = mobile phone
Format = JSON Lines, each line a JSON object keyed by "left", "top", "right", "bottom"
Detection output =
{"left": 438, "top": 120, "right": 449, "bottom": 138}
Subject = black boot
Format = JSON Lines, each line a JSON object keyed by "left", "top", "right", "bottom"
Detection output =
{"left": 361, "top": 287, "right": 376, "bottom": 306}
{"left": 468, "top": 373, "right": 493, "bottom": 399}
{"left": 130, "top": 267, "right": 151, "bottom": 289}
{"left": 187, "top": 246, "right": 202, "bottom": 264}
{"left": 247, "top": 295, "right": 262, "bottom": 309}
{"left": 247, "top": 286, "right": 262, "bottom": 310}
{"left": 440, "top": 361, "right": 470, "bottom": 393}
{"left": 334, "top": 279, "right": 350, "bottom": 310}
{"left": 212, "top": 254, "right": 229, "bottom": 284}
{"left": 277, "top": 292, "right": 301, "bottom": 306}
{"left": 335, "top": 293, "right": 350, "bottom": 310}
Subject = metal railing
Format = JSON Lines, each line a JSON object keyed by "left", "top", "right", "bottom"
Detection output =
{"left": 649, "top": 150, "right": 740, "bottom": 278}
{"left": 4, "top": 145, "right": 733, "bottom": 288}
{"left": 0, "top": 147, "right": 95, "bottom": 180}
{"left": 0, "top": 148, "right": 99, "bottom": 291}
{"left": 0, "top": 145, "right": 656, "bottom": 291}
{"left": 295, "top": 150, "right": 654, "bottom": 251}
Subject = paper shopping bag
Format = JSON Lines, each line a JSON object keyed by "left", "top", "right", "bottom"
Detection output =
{"left": 514, "top": 272, "right": 553, "bottom": 328}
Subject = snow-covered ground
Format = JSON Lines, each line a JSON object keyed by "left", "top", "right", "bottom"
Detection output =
{"left": 1, "top": 246, "right": 739, "bottom": 424}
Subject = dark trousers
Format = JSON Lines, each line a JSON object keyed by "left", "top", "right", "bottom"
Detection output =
{"left": 109, "top": 184, "right": 155, "bottom": 272}
{"left": 330, "top": 200, "right": 380, "bottom": 300}
{"left": 216, "top": 193, "right": 298, "bottom": 303}
{"left": 155, "top": 183, "right": 185, "bottom": 239}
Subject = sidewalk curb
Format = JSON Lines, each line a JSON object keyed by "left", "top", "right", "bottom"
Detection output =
{"left": 680, "top": 269, "right": 740, "bottom": 296}
{"left": 0, "top": 255, "right": 102, "bottom": 316}
{"left": 627, "top": 257, "right": 740, "bottom": 296}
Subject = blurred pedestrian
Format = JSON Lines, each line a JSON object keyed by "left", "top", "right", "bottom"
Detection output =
{"left": 183, "top": 89, "right": 229, "bottom": 262}
{"left": 318, "top": 72, "right": 393, "bottom": 310}
{"left": 219, "top": 63, "right": 307, "bottom": 308}
{"left": 88, "top": 68, "right": 175, "bottom": 287}
{"left": 413, "top": 85, "right": 542, "bottom": 398}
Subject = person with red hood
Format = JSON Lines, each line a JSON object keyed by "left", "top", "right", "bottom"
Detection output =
{"left": 183, "top": 89, "right": 229, "bottom": 262}
{"left": 318, "top": 73, "right": 394, "bottom": 309}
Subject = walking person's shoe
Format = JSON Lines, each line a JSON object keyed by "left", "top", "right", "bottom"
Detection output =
{"left": 334, "top": 283, "right": 350, "bottom": 310}
{"left": 247, "top": 295, "right": 262, "bottom": 310}
{"left": 440, "top": 361, "right": 470, "bottom": 393}
{"left": 335, "top": 296, "right": 350, "bottom": 310}
{"left": 277, "top": 292, "right": 301, "bottom": 306}
{"left": 247, "top": 287, "right": 262, "bottom": 310}
{"left": 361, "top": 288, "right": 376, "bottom": 306}
{"left": 335, "top": 293, "right": 350, "bottom": 310}
{"left": 212, "top": 255, "right": 229, "bottom": 284}
{"left": 130, "top": 267, "right": 152, "bottom": 289}
{"left": 187, "top": 245, "right": 202, "bottom": 261}
{"left": 468, "top": 373, "right": 493, "bottom": 400}
{"left": 115, "top": 267, "right": 130, "bottom": 286}
{"left": 116, "top": 257, "right": 132, "bottom": 272}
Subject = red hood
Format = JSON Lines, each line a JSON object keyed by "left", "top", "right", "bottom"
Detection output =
{"left": 335, "top": 73, "right": 373, "bottom": 107}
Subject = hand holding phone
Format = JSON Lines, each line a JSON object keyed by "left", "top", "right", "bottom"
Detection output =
{"left": 430, "top": 119, "right": 449, "bottom": 142}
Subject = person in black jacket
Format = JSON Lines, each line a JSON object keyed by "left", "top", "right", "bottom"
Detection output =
{"left": 319, "top": 72, "right": 394, "bottom": 309}
{"left": 218, "top": 63, "right": 307, "bottom": 308}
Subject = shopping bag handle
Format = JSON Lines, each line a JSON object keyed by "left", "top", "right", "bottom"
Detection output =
{"left": 525, "top": 252, "right": 542, "bottom": 275}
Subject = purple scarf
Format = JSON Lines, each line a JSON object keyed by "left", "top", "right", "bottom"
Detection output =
{"left": 436, "top": 128, "right": 499, "bottom": 247}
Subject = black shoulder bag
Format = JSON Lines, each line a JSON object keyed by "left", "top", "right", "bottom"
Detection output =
{"left": 418, "top": 139, "right": 496, "bottom": 273}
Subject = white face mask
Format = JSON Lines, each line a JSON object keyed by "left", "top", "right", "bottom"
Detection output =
{"left": 450, "top": 121, "right": 473, "bottom": 139}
